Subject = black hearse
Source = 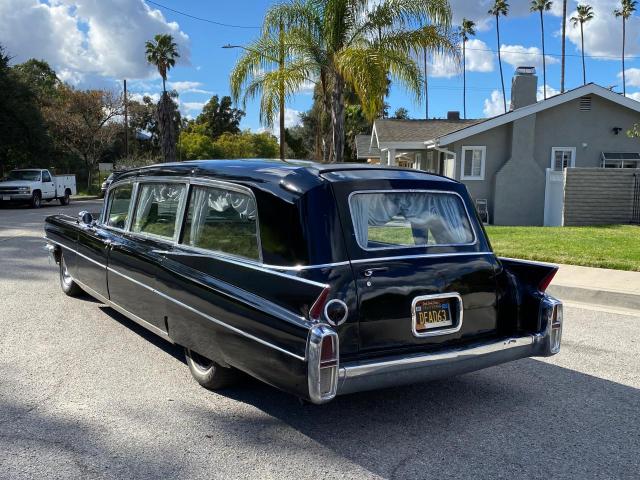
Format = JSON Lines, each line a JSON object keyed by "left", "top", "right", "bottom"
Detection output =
{"left": 45, "top": 160, "right": 563, "bottom": 404}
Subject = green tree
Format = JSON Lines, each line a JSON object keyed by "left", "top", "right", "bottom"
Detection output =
{"left": 195, "top": 95, "right": 245, "bottom": 139}
{"left": 530, "top": 1, "right": 552, "bottom": 99}
{"left": 179, "top": 123, "right": 216, "bottom": 160}
{"left": 488, "top": 0, "right": 509, "bottom": 114}
{"left": 260, "top": 0, "right": 457, "bottom": 163}
{"left": 210, "top": 131, "right": 279, "bottom": 159}
{"left": 13, "top": 59, "right": 60, "bottom": 106}
{"left": 145, "top": 34, "right": 180, "bottom": 162}
{"left": 614, "top": 0, "right": 637, "bottom": 96}
{"left": 44, "top": 86, "right": 122, "bottom": 189}
{"left": 392, "top": 107, "right": 410, "bottom": 119}
{"left": 571, "top": 5, "right": 595, "bottom": 85}
{"left": 460, "top": 18, "right": 476, "bottom": 117}
{"left": 0, "top": 47, "right": 51, "bottom": 172}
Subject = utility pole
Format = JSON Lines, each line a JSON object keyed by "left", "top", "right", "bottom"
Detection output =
{"left": 423, "top": 48, "right": 429, "bottom": 119}
{"left": 123, "top": 79, "right": 129, "bottom": 158}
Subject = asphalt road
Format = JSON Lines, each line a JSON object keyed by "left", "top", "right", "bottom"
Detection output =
{"left": 1, "top": 200, "right": 639, "bottom": 479}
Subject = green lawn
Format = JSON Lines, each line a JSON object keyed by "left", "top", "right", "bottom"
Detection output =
{"left": 485, "top": 225, "right": 640, "bottom": 271}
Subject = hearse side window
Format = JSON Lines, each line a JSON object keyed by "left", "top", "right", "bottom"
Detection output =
{"left": 181, "top": 185, "right": 259, "bottom": 261}
{"left": 106, "top": 184, "right": 133, "bottom": 229}
{"left": 349, "top": 191, "right": 474, "bottom": 250}
{"left": 131, "top": 183, "right": 186, "bottom": 239}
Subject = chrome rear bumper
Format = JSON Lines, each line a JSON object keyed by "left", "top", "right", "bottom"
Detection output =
{"left": 337, "top": 332, "right": 555, "bottom": 396}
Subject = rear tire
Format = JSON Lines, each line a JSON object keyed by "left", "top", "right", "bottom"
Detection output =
{"left": 59, "top": 253, "right": 82, "bottom": 297}
{"left": 30, "top": 191, "right": 41, "bottom": 208}
{"left": 185, "top": 348, "right": 239, "bottom": 390}
{"left": 59, "top": 190, "right": 70, "bottom": 206}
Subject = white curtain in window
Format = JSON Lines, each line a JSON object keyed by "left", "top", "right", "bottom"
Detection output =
{"left": 188, "top": 187, "right": 257, "bottom": 245}
{"left": 350, "top": 192, "right": 473, "bottom": 247}
{"left": 134, "top": 183, "right": 184, "bottom": 230}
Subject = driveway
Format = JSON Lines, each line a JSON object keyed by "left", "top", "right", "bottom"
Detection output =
{"left": 0, "top": 201, "right": 638, "bottom": 479}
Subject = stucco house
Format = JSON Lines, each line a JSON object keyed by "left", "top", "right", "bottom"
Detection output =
{"left": 359, "top": 67, "right": 640, "bottom": 226}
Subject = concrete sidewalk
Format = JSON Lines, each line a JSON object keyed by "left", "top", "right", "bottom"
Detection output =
{"left": 548, "top": 264, "right": 640, "bottom": 310}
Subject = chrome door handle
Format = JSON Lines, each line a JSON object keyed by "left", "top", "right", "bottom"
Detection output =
{"left": 363, "top": 267, "right": 388, "bottom": 277}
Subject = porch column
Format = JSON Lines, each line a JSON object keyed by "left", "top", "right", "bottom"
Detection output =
{"left": 387, "top": 148, "right": 396, "bottom": 166}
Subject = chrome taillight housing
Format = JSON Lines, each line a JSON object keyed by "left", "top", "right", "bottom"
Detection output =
{"left": 539, "top": 296, "right": 563, "bottom": 355}
{"left": 307, "top": 324, "right": 339, "bottom": 403}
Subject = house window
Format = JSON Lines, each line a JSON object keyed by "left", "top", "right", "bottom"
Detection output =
{"left": 551, "top": 147, "right": 576, "bottom": 171}
{"left": 461, "top": 146, "right": 486, "bottom": 180}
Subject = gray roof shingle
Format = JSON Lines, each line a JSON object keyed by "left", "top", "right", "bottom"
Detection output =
{"left": 355, "top": 134, "right": 380, "bottom": 159}
{"left": 373, "top": 118, "right": 481, "bottom": 143}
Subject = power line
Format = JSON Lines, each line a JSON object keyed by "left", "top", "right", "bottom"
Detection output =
{"left": 465, "top": 46, "right": 640, "bottom": 60}
{"left": 145, "top": 0, "right": 260, "bottom": 29}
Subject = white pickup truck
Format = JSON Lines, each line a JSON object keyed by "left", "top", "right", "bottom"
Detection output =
{"left": 0, "top": 169, "right": 77, "bottom": 208}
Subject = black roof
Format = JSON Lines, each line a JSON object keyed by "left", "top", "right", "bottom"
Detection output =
{"left": 117, "top": 159, "right": 457, "bottom": 195}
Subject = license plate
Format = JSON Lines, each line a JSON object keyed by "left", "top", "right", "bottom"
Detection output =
{"left": 413, "top": 297, "right": 453, "bottom": 332}
{"left": 2, "top": 196, "right": 9, "bottom": 201}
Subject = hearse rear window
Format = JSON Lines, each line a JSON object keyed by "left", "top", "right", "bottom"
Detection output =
{"left": 349, "top": 191, "right": 474, "bottom": 250}
{"left": 181, "top": 185, "right": 259, "bottom": 261}
{"left": 131, "top": 183, "right": 186, "bottom": 239}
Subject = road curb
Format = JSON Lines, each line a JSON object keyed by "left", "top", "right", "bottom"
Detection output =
{"left": 71, "top": 196, "right": 101, "bottom": 201}
{"left": 548, "top": 284, "right": 640, "bottom": 311}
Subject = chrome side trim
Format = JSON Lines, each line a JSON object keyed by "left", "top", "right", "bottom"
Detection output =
{"left": 107, "top": 266, "right": 306, "bottom": 361}
{"left": 349, "top": 251, "right": 494, "bottom": 264}
{"left": 347, "top": 189, "right": 479, "bottom": 252}
{"left": 73, "top": 277, "right": 173, "bottom": 343}
{"left": 155, "top": 247, "right": 329, "bottom": 289}
{"left": 47, "top": 238, "right": 107, "bottom": 269}
{"left": 411, "top": 293, "right": 463, "bottom": 338}
{"left": 46, "top": 237, "right": 307, "bottom": 361}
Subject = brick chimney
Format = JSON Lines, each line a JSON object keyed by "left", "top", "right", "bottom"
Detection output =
{"left": 511, "top": 66, "right": 538, "bottom": 110}
{"left": 447, "top": 111, "right": 460, "bottom": 120}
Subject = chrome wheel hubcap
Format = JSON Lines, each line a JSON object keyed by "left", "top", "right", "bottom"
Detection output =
{"left": 189, "top": 350, "right": 213, "bottom": 374}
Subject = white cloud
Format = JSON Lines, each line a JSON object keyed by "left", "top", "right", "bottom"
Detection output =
{"left": 500, "top": 44, "right": 559, "bottom": 70}
{"left": 619, "top": 68, "right": 640, "bottom": 88}
{"left": 168, "top": 81, "right": 212, "bottom": 94}
{"left": 0, "top": 0, "right": 190, "bottom": 86}
{"left": 449, "top": 0, "right": 562, "bottom": 32}
{"left": 430, "top": 39, "right": 494, "bottom": 78}
{"left": 182, "top": 101, "right": 206, "bottom": 113}
{"left": 258, "top": 108, "right": 302, "bottom": 138}
{"left": 483, "top": 89, "right": 509, "bottom": 117}
{"left": 628, "top": 92, "right": 640, "bottom": 102}
{"left": 537, "top": 84, "right": 561, "bottom": 100}
{"left": 129, "top": 92, "right": 161, "bottom": 103}
{"left": 565, "top": 0, "right": 640, "bottom": 59}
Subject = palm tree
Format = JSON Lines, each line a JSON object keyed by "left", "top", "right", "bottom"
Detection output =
{"left": 488, "top": 0, "right": 509, "bottom": 114}
{"left": 530, "top": 0, "right": 553, "bottom": 99}
{"left": 460, "top": 19, "right": 476, "bottom": 119}
{"left": 614, "top": 0, "right": 637, "bottom": 96}
{"left": 561, "top": 0, "right": 567, "bottom": 92}
{"left": 260, "top": 0, "right": 457, "bottom": 163}
{"left": 571, "top": 5, "right": 595, "bottom": 85}
{"left": 229, "top": 21, "right": 310, "bottom": 161}
{"left": 145, "top": 34, "right": 180, "bottom": 162}
{"left": 145, "top": 34, "right": 179, "bottom": 96}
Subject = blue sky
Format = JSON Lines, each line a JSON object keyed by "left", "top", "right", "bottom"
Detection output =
{"left": 1, "top": 0, "right": 639, "bottom": 131}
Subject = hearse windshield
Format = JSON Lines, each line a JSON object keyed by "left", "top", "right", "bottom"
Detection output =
{"left": 7, "top": 170, "right": 41, "bottom": 181}
{"left": 349, "top": 191, "right": 475, "bottom": 250}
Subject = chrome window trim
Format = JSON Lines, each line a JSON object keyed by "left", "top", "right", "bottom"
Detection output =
{"left": 411, "top": 292, "right": 464, "bottom": 338}
{"left": 130, "top": 180, "right": 189, "bottom": 243}
{"left": 183, "top": 179, "right": 263, "bottom": 263}
{"left": 349, "top": 251, "right": 494, "bottom": 264}
{"left": 347, "top": 189, "right": 478, "bottom": 252}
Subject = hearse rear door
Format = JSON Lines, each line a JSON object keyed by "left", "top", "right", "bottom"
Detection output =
{"left": 328, "top": 177, "right": 501, "bottom": 353}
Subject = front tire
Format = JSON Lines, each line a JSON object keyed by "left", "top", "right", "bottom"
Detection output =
{"left": 30, "top": 191, "right": 41, "bottom": 208}
{"left": 59, "top": 253, "right": 82, "bottom": 297}
{"left": 185, "top": 348, "right": 239, "bottom": 390}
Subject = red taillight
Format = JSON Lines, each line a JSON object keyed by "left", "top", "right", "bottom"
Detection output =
{"left": 538, "top": 269, "right": 558, "bottom": 293}
{"left": 309, "top": 286, "right": 331, "bottom": 321}
{"left": 320, "top": 336, "right": 337, "bottom": 367}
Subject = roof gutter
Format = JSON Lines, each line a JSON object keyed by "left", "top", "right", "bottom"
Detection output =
{"left": 425, "top": 139, "right": 455, "bottom": 157}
